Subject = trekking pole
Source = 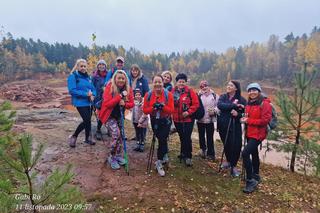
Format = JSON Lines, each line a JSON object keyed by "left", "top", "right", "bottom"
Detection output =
{"left": 218, "top": 117, "right": 232, "bottom": 173}
{"left": 146, "top": 110, "right": 160, "bottom": 174}
{"left": 241, "top": 125, "right": 247, "bottom": 182}
{"left": 120, "top": 107, "right": 129, "bottom": 175}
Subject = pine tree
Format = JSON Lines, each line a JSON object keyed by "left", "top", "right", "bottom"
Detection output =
{"left": 0, "top": 102, "right": 84, "bottom": 212}
{"left": 276, "top": 62, "right": 320, "bottom": 174}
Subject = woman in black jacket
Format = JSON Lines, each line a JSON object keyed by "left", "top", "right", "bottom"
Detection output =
{"left": 217, "top": 80, "right": 246, "bottom": 177}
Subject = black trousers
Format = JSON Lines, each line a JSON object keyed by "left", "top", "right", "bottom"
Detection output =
{"left": 151, "top": 117, "right": 171, "bottom": 160}
{"left": 218, "top": 118, "right": 242, "bottom": 167}
{"left": 74, "top": 106, "right": 92, "bottom": 140}
{"left": 197, "top": 122, "right": 215, "bottom": 157}
{"left": 133, "top": 122, "right": 146, "bottom": 142}
{"left": 174, "top": 121, "right": 195, "bottom": 159}
{"left": 242, "top": 138, "right": 261, "bottom": 179}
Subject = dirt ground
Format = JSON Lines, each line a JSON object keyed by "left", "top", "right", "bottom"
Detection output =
{"left": 2, "top": 78, "right": 320, "bottom": 212}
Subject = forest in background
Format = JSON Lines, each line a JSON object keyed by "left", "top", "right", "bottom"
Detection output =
{"left": 0, "top": 26, "right": 319, "bottom": 87}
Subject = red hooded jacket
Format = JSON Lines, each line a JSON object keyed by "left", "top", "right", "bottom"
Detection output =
{"left": 99, "top": 83, "right": 134, "bottom": 124}
{"left": 143, "top": 89, "right": 174, "bottom": 117}
{"left": 172, "top": 86, "right": 199, "bottom": 123}
{"left": 245, "top": 98, "right": 272, "bottom": 141}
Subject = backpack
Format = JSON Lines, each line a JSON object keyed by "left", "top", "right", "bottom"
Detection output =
{"left": 188, "top": 91, "right": 205, "bottom": 120}
{"left": 261, "top": 100, "right": 277, "bottom": 131}
{"left": 147, "top": 89, "right": 169, "bottom": 103}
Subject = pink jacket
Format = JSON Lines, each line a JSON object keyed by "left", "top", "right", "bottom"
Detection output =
{"left": 197, "top": 89, "right": 219, "bottom": 123}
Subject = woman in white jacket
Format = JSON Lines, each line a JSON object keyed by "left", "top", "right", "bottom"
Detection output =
{"left": 196, "top": 80, "right": 219, "bottom": 160}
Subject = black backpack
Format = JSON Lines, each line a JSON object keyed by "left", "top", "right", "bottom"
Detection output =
{"left": 188, "top": 91, "right": 205, "bottom": 120}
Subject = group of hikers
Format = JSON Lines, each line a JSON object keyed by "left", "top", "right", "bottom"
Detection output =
{"left": 67, "top": 56, "right": 272, "bottom": 194}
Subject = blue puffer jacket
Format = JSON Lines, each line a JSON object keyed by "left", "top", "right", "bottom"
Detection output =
{"left": 67, "top": 71, "right": 97, "bottom": 107}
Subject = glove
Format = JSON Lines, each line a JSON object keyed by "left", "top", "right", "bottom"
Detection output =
{"left": 153, "top": 102, "right": 164, "bottom": 110}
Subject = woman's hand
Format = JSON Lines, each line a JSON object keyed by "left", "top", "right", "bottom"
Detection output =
{"left": 119, "top": 99, "right": 125, "bottom": 106}
{"left": 231, "top": 109, "right": 238, "bottom": 117}
{"left": 182, "top": 111, "right": 189, "bottom": 118}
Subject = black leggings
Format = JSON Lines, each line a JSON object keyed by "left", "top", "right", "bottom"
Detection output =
{"left": 242, "top": 138, "right": 261, "bottom": 179}
{"left": 151, "top": 117, "right": 171, "bottom": 160}
{"left": 133, "top": 122, "right": 146, "bottom": 142}
{"left": 73, "top": 106, "right": 92, "bottom": 140}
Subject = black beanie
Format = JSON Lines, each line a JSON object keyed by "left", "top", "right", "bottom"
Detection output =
{"left": 175, "top": 73, "right": 188, "bottom": 82}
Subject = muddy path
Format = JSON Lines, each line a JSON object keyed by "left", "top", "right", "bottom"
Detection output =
{"left": 14, "top": 108, "right": 175, "bottom": 210}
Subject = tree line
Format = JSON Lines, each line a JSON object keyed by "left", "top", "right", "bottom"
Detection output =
{"left": 0, "top": 26, "right": 320, "bottom": 85}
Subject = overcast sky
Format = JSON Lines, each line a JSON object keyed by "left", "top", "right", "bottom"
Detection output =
{"left": 1, "top": 0, "right": 319, "bottom": 54}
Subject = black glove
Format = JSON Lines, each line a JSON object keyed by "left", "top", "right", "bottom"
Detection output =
{"left": 153, "top": 102, "right": 164, "bottom": 110}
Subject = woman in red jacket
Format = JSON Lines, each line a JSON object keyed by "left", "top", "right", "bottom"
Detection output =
{"left": 172, "top": 73, "right": 199, "bottom": 166}
{"left": 240, "top": 83, "right": 272, "bottom": 193}
{"left": 143, "top": 74, "right": 174, "bottom": 176}
{"left": 99, "top": 70, "right": 134, "bottom": 170}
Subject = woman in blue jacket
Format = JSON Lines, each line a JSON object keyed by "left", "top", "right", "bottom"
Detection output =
{"left": 67, "top": 59, "right": 97, "bottom": 147}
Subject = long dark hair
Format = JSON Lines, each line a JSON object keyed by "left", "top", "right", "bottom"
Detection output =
{"left": 230, "top": 80, "right": 241, "bottom": 99}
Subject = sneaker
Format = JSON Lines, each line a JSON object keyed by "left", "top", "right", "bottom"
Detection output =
{"left": 185, "top": 158, "right": 193, "bottom": 167}
{"left": 207, "top": 155, "right": 215, "bottom": 161}
{"left": 108, "top": 156, "right": 120, "bottom": 170}
{"left": 155, "top": 160, "right": 165, "bottom": 176}
{"left": 198, "top": 150, "right": 206, "bottom": 159}
{"left": 115, "top": 155, "right": 126, "bottom": 166}
{"left": 243, "top": 179, "right": 258, "bottom": 194}
{"left": 95, "top": 130, "right": 102, "bottom": 141}
{"left": 162, "top": 153, "right": 169, "bottom": 164}
{"left": 252, "top": 174, "right": 261, "bottom": 183}
{"left": 231, "top": 167, "right": 241, "bottom": 177}
{"left": 220, "top": 161, "right": 230, "bottom": 169}
{"left": 68, "top": 135, "right": 77, "bottom": 148}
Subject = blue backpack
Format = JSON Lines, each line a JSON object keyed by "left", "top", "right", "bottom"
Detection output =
{"left": 147, "top": 89, "right": 169, "bottom": 103}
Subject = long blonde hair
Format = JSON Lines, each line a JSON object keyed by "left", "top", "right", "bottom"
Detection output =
{"left": 71, "top": 58, "right": 87, "bottom": 73}
{"left": 110, "top": 70, "right": 130, "bottom": 96}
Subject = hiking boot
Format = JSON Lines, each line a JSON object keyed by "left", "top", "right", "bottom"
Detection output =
{"left": 207, "top": 155, "right": 215, "bottom": 161}
{"left": 162, "top": 153, "right": 169, "bottom": 164}
{"left": 138, "top": 142, "right": 145, "bottom": 152}
{"left": 243, "top": 179, "right": 258, "bottom": 194}
{"left": 84, "top": 135, "right": 96, "bottom": 145}
{"left": 68, "top": 135, "right": 77, "bottom": 148}
{"left": 115, "top": 155, "right": 126, "bottom": 166}
{"left": 108, "top": 156, "right": 120, "bottom": 170}
{"left": 198, "top": 150, "right": 206, "bottom": 159}
{"left": 252, "top": 173, "right": 261, "bottom": 183}
{"left": 185, "top": 158, "right": 193, "bottom": 167}
{"left": 220, "top": 161, "right": 230, "bottom": 169}
{"left": 133, "top": 143, "right": 141, "bottom": 152}
{"left": 95, "top": 130, "right": 102, "bottom": 141}
{"left": 155, "top": 160, "right": 165, "bottom": 177}
{"left": 231, "top": 167, "right": 241, "bottom": 177}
